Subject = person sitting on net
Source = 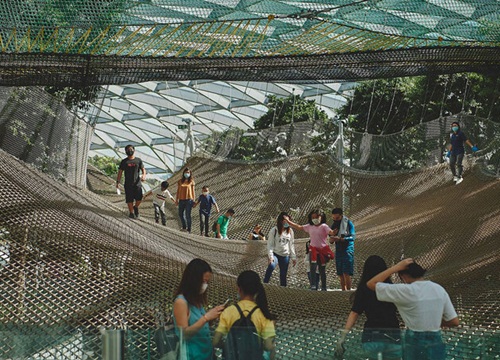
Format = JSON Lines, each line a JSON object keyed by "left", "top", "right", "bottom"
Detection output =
{"left": 248, "top": 224, "right": 266, "bottom": 241}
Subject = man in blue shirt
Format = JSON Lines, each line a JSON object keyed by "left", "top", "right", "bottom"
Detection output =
{"left": 193, "top": 186, "right": 220, "bottom": 236}
{"left": 329, "top": 208, "right": 356, "bottom": 291}
{"left": 448, "top": 121, "right": 478, "bottom": 184}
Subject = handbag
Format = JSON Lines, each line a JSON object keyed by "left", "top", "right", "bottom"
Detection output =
{"left": 154, "top": 324, "right": 179, "bottom": 360}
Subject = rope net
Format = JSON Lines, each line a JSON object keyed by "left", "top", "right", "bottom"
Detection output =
{"left": 1, "top": 110, "right": 500, "bottom": 358}
{"left": 1, "top": 1, "right": 500, "bottom": 84}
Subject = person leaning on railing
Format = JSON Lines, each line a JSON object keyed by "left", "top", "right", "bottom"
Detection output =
{"left": 367, "top": 258, "right": 459, "bottom": 360}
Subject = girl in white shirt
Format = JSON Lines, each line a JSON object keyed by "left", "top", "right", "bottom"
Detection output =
{"left": 263, "top": 212, "right": 297, "bottom": 287}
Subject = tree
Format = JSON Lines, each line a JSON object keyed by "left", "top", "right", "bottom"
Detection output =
{"left": 337, "top": 73, "right": 500, "bottom": 136}
{"left": 254, "top": 94, "right": 329, "bottom": 130}
{"left": 88, "top": 155, "right": 120, "bottom": 178}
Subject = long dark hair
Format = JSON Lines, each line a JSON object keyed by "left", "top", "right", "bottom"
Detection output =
{"left": 357, "top": 255, "right": 392, "bottom": 291}
{"left": 307, "top": 209, "right": 326, "bottom": 225}
{"left": 175, "top": 258, "right": 212, "bottom": 307}
{"left": 237, "top": 270, "right": 276, "bottom": 321}
{"left": 180, "top": 167, "right": 194, "bottom": 184}
{"left": 277, "top": 211, "right": 291, "bottom": 234}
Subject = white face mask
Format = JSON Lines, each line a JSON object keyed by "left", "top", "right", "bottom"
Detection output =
{"left": 202, "top": 191, "right": 209, "bottom": 196}
{"left": 200, "top": 283, "right": 208, "bottom": 294}
{"left": 312, "top": 218, "right": 320, "bottom": 225}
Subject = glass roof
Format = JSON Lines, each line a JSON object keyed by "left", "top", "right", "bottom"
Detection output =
{"left": 84, "top": 81, "right": 355, "bottom": 177}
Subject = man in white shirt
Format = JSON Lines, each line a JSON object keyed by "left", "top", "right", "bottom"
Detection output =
{"left": 367, "top": 259, "right": 459, "bottom": 360}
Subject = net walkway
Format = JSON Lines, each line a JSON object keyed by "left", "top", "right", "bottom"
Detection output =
{"left": 1, "top": 147, "right": 499, "bottom": 359}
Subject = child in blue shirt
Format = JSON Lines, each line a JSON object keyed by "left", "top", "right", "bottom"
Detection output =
{"left": 193, "top": 186, "right": 220, "bottom": 236}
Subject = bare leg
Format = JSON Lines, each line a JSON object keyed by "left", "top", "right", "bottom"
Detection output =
{"left": 344, "top": 274, "right": 352, "bottom": 290}
{"left": 339, "top": 275, "right": 346, "bottom": 291}
{"left": 127, "top": 202, "right": 134, "bottom": 214}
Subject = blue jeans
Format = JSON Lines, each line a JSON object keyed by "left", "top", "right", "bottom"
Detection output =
{"left": 178, "top": 199, "right": 193, "bottom": 232}
{"left": 199, "top": 211, "right": 210, "bottom": 236}
{"left": 263, "top": 253, "right": 290, "bottom": 286}
{"left": 403, "top": 330, "right": 445, "bottom": 360}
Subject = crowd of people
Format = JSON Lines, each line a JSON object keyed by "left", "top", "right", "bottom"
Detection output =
{"left": 169, "top": 257, "right": 458, "bottom": 360}
{"left": 115, "top": 140, "right": 462, "bottom": 360}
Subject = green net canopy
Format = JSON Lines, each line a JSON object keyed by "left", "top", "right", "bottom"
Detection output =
{"left": 1, "top": 0, "right": 500, "bottom": 85}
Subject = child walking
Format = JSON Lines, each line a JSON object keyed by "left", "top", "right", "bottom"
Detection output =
{"left": 193, "top": 186, "right": 220, "bottom": 237}
{"left": 143, "top": 181, "right": 175, "bottom": 226}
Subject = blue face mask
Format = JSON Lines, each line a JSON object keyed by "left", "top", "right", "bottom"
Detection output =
{"left": 183, "top": 173, "right": 190, "bottom": 178}
{"left": 283, "top": 223, "right": 290, "bottom": 228}
{"left": 452, "top": 126, "right": 459, "bottom": 132}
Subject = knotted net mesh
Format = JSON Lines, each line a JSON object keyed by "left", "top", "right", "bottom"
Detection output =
{"left": 1, "top": 145, "right": 499, "bottom": 359}
{"left": 0, "top": 79, "right": 499, "bottom": 359}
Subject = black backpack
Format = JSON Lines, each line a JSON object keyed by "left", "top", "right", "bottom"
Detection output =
{"left": 223, "top": 304, "right": 264, "bottom": 360}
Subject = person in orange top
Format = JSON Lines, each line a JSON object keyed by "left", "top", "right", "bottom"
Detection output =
{"left": 176, "top": 167, "right": 195, "bottom": 232}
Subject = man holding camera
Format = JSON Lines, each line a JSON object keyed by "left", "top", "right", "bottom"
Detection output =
{"left": 329, "top": 208, "right": 356, "bottom": 291}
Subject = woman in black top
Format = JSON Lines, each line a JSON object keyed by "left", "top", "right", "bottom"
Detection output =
{"left": 335, "top": 255, "right": 402, "bottom": 359}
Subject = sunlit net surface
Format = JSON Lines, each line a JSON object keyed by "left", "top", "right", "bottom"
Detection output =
{"left": 2, "top": 144, "right": 499, "bottom": 358}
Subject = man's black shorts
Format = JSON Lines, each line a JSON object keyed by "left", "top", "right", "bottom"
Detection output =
{"left": 125, "top": 185, "right": 143, "bottom": 203}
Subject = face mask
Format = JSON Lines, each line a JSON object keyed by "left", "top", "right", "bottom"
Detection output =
{"left": 202, "top": 191, "right": 209, "bottom": 196}
{"left": 126, "top": 149, "right": 134, "bottom": 156}
{"left": 183, "top": 173, "right": 191, "bottom": 179}
{"left": 283, "top": 223, "right": 290, "bottom": 228}
{"left": 312, "top": 218, "right": 320, "bottom": 225}
{"left": 452, "top": 126, "right": 459, "bottom": 132}
{"left": 200, "top": 283, "right": 208, "bottom": 294}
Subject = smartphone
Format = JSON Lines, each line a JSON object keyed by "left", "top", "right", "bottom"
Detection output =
{"left": 223, "top": 298, "right": 232, "bottom": 308}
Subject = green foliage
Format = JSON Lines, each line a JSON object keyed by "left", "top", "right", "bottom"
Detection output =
{"left": 45, "top": 86, "right": 100, "bottom": 111}
{"left": 254, "top": 95, "right": 329, "bottom": 129}
{"left": 229, "top": 135, "right": 276, "bottom": 161}
{"left": 88, "top": 155, "right": 120, "bottom": 178}
{"left": 338, "top": 73, "right": 500, "bottom": 135}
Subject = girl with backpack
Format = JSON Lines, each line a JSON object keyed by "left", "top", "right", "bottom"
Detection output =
{"left": 213, "top": 270, "right": 276, "bottom": 360}
{"left": 173, "top": 258, "right": 225, "bottom": 360}
{"left": 263, "top": 212, "right": 297, "bottom": 287}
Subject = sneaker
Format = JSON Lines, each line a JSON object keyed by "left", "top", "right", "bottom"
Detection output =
{"left": 453, "top": 176, "right": 458, "bottom": 182}
{"left": 133, "top": 206, "right": 139, "bottom": 218}
{"left": 455, "top": 177, "right": 463, "bottom": 185}
{"left": 129, "top": 213, "right": 135, "bottom": 219}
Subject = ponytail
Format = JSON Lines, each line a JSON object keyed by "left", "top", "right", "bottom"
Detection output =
{"left": 255, "top": 281, "right": 277, "bottom": 321}
{"left": 237, "top": 270, "right": 277, "bottom": 321}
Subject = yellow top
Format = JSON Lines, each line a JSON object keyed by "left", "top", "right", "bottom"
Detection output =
{"left": 215, "top": 300, "right": 276, "bottom": 339}
{"left": 177, "top": 179, "right": 195, "bottom": 201}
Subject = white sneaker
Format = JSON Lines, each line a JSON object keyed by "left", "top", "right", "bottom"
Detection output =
{"left": 453, "top": 176, "right": 459, "bottom": 182}
{"left": 455, "top": 177, "right": 463, "bottom": 185}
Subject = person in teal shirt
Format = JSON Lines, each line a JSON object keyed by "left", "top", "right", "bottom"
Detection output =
{"left": 173, "top": 258, "right": 225, "bottom": 360}
{"left": 215, "top": 208, "right": 235, "bottom": 239}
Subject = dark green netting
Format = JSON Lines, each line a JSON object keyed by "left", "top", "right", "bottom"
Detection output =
{"left": 1, "top": 1, "right": 500, "bottom": 84}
